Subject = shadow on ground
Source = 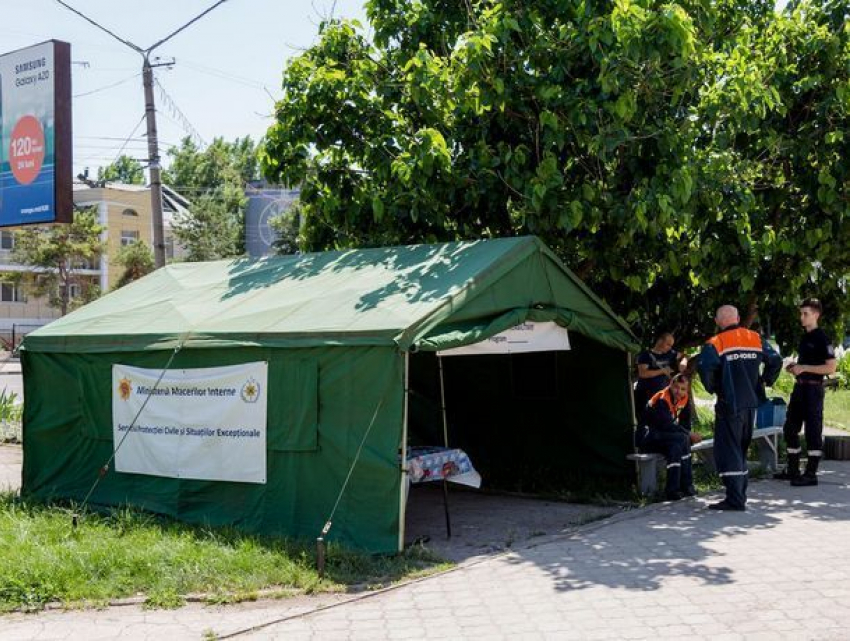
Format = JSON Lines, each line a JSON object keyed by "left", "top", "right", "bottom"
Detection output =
{"left": 504, "top": 461, "right": 850, "bottom": 593}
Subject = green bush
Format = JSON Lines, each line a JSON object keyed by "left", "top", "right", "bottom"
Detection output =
{"left": 836, "top": 350, "right": 850, "bottom": 390}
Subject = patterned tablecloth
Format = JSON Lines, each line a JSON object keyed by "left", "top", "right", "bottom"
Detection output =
{"left": 406, "top": 446, "right": 482, "bottom": 488}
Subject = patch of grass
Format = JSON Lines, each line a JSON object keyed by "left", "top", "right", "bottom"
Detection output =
{"left": 824, "top": 389, "right": 850, "bottom": 431}
{"left": 0, "top": 493, "right": 449, "bottom": 612}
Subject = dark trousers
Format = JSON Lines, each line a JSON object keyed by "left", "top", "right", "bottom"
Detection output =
{"left": 714, "top": 409, "right": 756, "bottom": 508}
{"left": 784, "top": 383, "right": 825, "bottom": 455}
{"left": 642, "top": 430, "right": 693, "bottom": 496}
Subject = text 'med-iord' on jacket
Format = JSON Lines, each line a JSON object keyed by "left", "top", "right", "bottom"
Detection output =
{"left": 697, "top": 325, "right": 783, "bottom": 413}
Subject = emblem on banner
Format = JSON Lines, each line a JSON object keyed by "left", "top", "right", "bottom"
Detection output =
{"left": 241, "top": 377, "right": 260, "bottom": 403}
{"left": 118, "top": 377, "right": 132, "bottom": 401}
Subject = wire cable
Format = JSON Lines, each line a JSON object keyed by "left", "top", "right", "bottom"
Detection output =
{"left": 319, "top": 392, "right": 387, "bottom": 538}
{"left": 77, "top": 338, "right": 186, "bottom": 514}
{"left": 73, "top": 73, "right": 141, "bottom": 99}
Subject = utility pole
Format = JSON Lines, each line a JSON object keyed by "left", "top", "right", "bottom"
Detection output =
{"left": 55, "top": 0, "right": 232, "bottom": 268}
{"left": 143, "top": 56, "right": 167, "bottom": 267}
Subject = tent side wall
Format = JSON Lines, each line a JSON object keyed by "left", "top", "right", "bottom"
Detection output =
{"left": 21, "top": 345, "right": 405, "bottom": 553}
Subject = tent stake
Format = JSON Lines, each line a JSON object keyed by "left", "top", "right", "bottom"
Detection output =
{"left": 316, "top": 536, "right": 326, "bottom": 578}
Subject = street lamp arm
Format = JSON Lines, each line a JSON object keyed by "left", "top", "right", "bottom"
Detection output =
{"left": 53, "top": 0, "right": 144, "bottom": 54}
{"left": 145, "top": 0, "right": 232, "bottom": 54}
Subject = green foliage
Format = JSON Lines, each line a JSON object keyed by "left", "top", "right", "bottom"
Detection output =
{"left": 262, "top": 0, "right": 850, "bottom": 346}
{"left": 114, "top": 240, "right": 156, "bottom": 288}
{"left": 11, "top": 209, "right": 105, "bottom": 315}
{"left": 835, "top": 349, "right": 850, "bottom": 390}
{"left": 172, "top": 195, "right": 243, "bottom": 261}
{"left": 824, "top": 388, "right": 850, "bottom": 430}
{"left": 768, "top": 368, "right": 797, "bottom": 396}
{"left": 0, "top": 493, "right": 448, "bottom": 612}
{"left": 0, "top": 390, "right": 22, "bottom": 443}
{"left": 164, "top": 137, "right": 260, "bottom": 261}
{"left": 268, "top": 200, "right": 305, "bottom": 255}
{"left": 97, "top": 155, "right": 144, "bottom": 185}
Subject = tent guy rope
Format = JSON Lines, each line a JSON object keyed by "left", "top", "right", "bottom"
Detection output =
{"left": 74, "top": 336, "right": 188, "bottom": 526}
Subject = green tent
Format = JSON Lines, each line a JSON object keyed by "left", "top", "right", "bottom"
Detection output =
{"left": 21, "top": 236, "right": 638, "bottom": 553}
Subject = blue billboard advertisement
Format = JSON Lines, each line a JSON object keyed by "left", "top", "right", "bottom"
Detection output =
{"left": 0, "top": 40, "right": 72, "bottom": 226}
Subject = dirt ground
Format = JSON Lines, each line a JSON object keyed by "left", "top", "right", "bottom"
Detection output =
{"left": 403, "top": 482, "right": 619, "bottom": 562}
{"left": 0, "top": 444, "right": 21, "bottom": 491}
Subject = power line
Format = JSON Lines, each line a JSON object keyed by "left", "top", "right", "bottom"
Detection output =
{"left": 53, "top": 0, "right": 236, "bottom": 269}
{"left": 154, "top": 78, "right": 206, "bottom": 147}
{"left": 73, "top": 73, "right": 141, "bottom": 98}
{"left": 179, "top": 60, "right": 266, "bottom": 90}
{"left": 111, "top": 114, "right": 149, "bottom": 166}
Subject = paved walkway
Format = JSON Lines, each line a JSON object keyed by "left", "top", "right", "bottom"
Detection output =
{"left": 5, "top": 461, "right": 850, "bottom": 640}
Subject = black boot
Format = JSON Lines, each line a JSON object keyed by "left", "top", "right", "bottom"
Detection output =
{"left": 791, "top": 455, "right": 820, "bottom": 486}
{"left": 773, "top": 453, "right": 800, "bottom": 480}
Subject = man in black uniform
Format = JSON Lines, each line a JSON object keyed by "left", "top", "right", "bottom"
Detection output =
{"left": 634, "top": 332, "right": 681, "bottom": 424}
{"left": 774, "top": 298, "right": 837, "bottom": 486}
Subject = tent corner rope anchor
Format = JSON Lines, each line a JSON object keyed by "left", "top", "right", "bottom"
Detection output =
{"left": 71, "top": 336, "right": 189, "bottom": 532}
{"left": 314, "top": 391, "right": 388, "bottom": 578}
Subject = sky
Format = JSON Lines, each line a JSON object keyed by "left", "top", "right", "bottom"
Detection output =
{"left": 3, "top": 0, "right": 368, "bottom": 179}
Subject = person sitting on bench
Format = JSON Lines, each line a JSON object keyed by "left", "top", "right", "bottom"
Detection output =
{"left": 636, "top": 374, "right": 702, "bottom": 500}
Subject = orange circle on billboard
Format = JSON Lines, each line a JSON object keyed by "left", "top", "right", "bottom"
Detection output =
{"left": 9, "top": 115, "right": 46, "bottom": 185}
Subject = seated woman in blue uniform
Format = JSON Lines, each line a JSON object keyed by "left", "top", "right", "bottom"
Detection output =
{"left": 636, "top": 374, "right": 702, "bottom": 500}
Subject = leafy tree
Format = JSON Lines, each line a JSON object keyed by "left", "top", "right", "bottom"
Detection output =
{"left": 171, "top": 195, "right": 243, "bottom": 261}
{"left": 268, "top": 200, "right": 304, "bottom": 255}
{"left": 12, "top": 209, "right": 105, "bottom": 315}
{"left": 262, "top": 0, "right": 850, "bottom": 348}
{"left": 114, "top": 240, "right": 155, "bottom": 288}
{"left": 163, "top": 137, "right": 260, "bottom": 260}
{"left": 97, "top": 155, "right": 144, "bottom": 185}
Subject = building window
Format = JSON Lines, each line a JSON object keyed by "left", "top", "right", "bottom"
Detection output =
{"left": 68, "top": 283, "right": 81, "bottom": 299}
{"left": 0, "top": 232, "right": 14, "bottom": 251}
{"left": 0, "top": 283, "right": 24, "bottom": 303}
{"left": 120, "top": 230, "right": 140, "bottom": 247}
{"left": 122, "top": 208, "right": 139, "bottom": 217}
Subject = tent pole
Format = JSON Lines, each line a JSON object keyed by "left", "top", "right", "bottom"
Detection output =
{"left": 437, "top": 354, "right": 452, "bottom": 538}
{"left": 398, "top": 352, "right": 410, "bottom": 553}
{"left": 438, "top": 355, "right": 449, "bottom": 447}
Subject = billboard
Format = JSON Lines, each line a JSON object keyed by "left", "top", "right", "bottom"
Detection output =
{"left": 244, "top": 186, "right": 300, "bottom": 257}
{"left": 0, "top": 40, "right": 72, "bottom": 226}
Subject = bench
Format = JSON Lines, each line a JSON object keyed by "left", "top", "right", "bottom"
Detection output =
{"left": 627, "top": 426, "right": 784, "bottom": 496}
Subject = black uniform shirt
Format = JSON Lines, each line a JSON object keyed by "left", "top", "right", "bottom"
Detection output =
{"left": 635, "top": 349, "right": 679, "bottom": 394}
{"left": 797, "top": 328, "right": 835, "bottom": 382}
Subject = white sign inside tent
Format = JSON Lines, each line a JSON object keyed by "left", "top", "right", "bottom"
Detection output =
{"left": 112, "top": 362, "right": 268, "bottom": 484}
{"left": 437, "top": 321, "right": 570, "bottom": 356}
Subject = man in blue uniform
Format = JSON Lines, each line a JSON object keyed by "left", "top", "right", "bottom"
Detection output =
{"left": 773, "top": 298, "right": 837, "bottom": 486}
{"left": 639, "top": 374, "right": 701, "bottom": 500}
{"left": 698, "top": 305, "right": 782, "bottom": 510}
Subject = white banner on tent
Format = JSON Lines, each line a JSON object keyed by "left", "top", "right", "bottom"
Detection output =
{"left": 437, "top": 321, "right": 570, "bottom": 356}
{"left": 112, "top": 362, "right": 268, "bottom": 484}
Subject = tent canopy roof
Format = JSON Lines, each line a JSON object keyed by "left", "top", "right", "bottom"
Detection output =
{"left": 23, "top": 236, "right": 637, "bottom": 353}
